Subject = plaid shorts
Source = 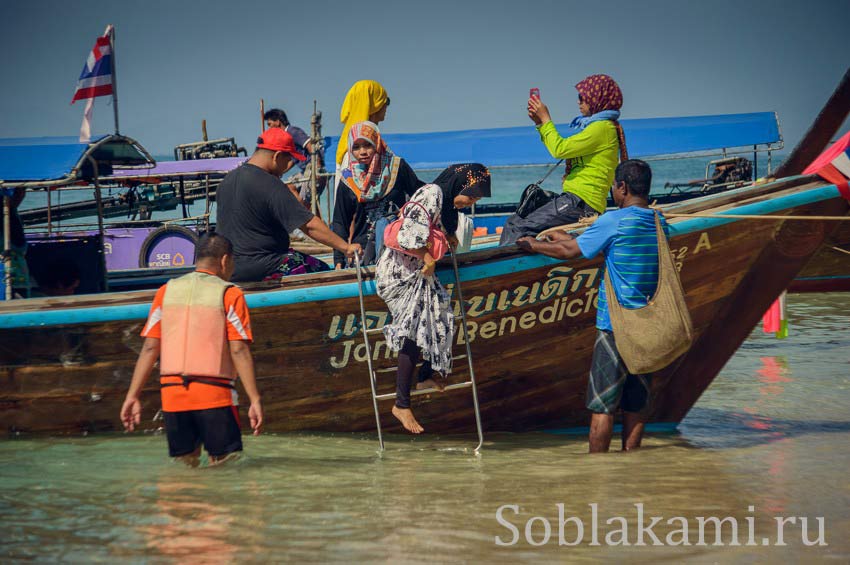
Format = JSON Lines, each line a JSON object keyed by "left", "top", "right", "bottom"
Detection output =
{"left": 586, "top": 330, "right": 652, "bottom": 415}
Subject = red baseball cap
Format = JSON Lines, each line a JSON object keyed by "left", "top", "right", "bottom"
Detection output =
{"left": 256, "top": 128, "right": 307, "bottom": 161}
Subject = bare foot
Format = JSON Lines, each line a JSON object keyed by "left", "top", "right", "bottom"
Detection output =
{"left": 416, "top": 378, "right": 446, "bottom": 391}
{"left": 392, "top": 405, "right": 424, "bottom": 434}
{"left": 175, "top": 448, "right": 201, "bottom": 467}
{"left": 209, "top": 452, "right": 242, "bottom": 467}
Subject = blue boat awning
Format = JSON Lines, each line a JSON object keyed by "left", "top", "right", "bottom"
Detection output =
{"left": 326, "top": 112, "right": 782, "bottom": 170}
{"left": 0, "top": 134, "right": 155, "bottom": 185}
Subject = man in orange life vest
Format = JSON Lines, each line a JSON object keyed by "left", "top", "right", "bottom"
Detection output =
{"left": 120, "top": 232, "right": 261, "bottom": 465}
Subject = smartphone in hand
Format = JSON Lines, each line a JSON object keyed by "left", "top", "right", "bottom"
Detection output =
{"left": 529, "top": 88, "right": 540, "bottom": 99}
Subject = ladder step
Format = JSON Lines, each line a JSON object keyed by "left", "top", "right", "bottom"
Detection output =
{"left": 374, "top": 355, "right": 468, "bottom": 374}
{"left": 374, "top": 380, "right": 474, "bottom": 401}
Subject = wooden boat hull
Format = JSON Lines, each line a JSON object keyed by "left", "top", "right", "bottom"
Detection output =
{"left": 473, "top": 209, "right": 850, "bottom": 295}
{"left": 788, "top": 220, "right": 850, "bottom": 292}
{"left": 0, "top": 177, "right": 847, "bottom": 436}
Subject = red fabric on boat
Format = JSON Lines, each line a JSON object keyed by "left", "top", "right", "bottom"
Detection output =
{"left": 803, "top": 130, "right": 850, "bottom": 200}
{"left": 762, "top": 298, "right": 781, "bottom": 333}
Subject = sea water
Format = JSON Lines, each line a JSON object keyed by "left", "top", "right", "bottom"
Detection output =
{"left": 8, "top": 156, "right": 850, "bottom": 561}
{"left": 1, "top": 294, "right": 848, "bottom": 562}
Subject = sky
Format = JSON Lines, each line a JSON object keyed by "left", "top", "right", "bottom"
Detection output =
{"left": 1, "top": 0, "right": 848, "bottom": 156}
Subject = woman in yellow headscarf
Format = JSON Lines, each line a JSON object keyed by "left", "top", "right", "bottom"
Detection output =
{"left": 336, "top": 80, "right": 390, "bottom": 166}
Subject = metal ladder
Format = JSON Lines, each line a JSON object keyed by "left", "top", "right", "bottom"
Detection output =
{"left": 353, "top": 251, "right": 484, "bottom": 453}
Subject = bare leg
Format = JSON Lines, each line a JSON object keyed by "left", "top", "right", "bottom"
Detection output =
{"left": 392, "top": 338, "right": 424, "bottom": 434}
{"left": 416, "top": 360, "right": 445, "bottom": 391}
{"left": 175, "top": 448, "right": 201, "bottom": 467}
{"left": 621, "top": 412, "right": 646, "bottom": 451}
{"left": 588, "top": 413, "right": 614, "bottom": 453}
{"left": 416, "top": 378, "right": 446, "bottom": 391}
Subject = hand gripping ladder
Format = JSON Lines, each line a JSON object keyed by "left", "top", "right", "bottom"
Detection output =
{"left": 353, "top": 252, "right": 484, "bottom": 453}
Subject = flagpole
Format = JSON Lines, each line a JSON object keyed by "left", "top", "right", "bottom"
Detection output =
{"left": 3, "top": 192, "right": 12, "bottom": 300}
{"left": 109, "top": 25, "right": 120, "bottom": 134}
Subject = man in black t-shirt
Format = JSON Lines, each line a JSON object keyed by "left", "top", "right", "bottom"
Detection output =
{"left": 216, "top": 128, "right": 360, "bottom": 282}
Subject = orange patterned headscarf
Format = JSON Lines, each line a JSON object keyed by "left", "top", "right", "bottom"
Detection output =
{"left": 575, "top": 74, "right": 623, "bottom": 116}
{"left": 342, "top": 121, "right": 395, "bottom": 202}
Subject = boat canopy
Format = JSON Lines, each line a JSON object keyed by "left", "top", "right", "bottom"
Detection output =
{"left": 326, "top": 112, "right": 782, "bottom": 170}
{"left": 109, "top": 156, "right": 247, "bottom": 180}
{"left": 0, "top": 134, "right": 155, "bottom": 187}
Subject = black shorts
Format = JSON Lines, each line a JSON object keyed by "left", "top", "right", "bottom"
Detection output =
{"left": 586, "top": 330, "right": 652, "bottom": 415}
{"left": 163, "top": 406, "right": 243, "bottom": 458}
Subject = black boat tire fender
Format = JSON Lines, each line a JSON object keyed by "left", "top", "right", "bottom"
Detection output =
{"left": 138, "top": 225, "right": 199, "bottom": 268}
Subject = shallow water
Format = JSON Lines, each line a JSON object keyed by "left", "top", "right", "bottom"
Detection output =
{"left": 2, "top": 293, "right": 849, "bottom": 563}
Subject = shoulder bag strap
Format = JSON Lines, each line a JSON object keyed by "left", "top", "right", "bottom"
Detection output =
{"left": 605, "top": 210, "right": 664, "bottom": 303}
{"left": 399, "top": 200, "right": 433, "bottom": 227}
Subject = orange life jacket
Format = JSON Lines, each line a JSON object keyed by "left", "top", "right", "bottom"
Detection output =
{"left": 159, "top": 271, "right": 236, "bottom": 409}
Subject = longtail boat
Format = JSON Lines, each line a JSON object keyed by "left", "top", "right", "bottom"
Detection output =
{"left": 1, "top": 70, "right": 848, "bottom": 436}
{"left": 20, "top": 109, "right": 847, "bottom": 294}
{"left": 377, "top": 108, "right": 849, "bottom": 294}
{"left": 0, "top": 134, "right": 156, "bottom": 297}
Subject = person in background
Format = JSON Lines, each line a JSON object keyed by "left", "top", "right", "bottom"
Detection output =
{"left": 120, "top": 233, "right": 261, "bottom": 466}
{"left": 0, "top": 186, "right": 30, "bottom": 298}
{"left": 500, "top": 74, "right": 627, "bottom": 245}
{"left": 516, "top": 160, "right": 666, "bottom": 453}
{"left": 375, "top": 183, "right": 453, "bottom": 434}
{"left": 264, "top": 108, "right": 327, "bottom": 212}
{"left": 34, "top": 258, "right": 80, "bottom": 296}
{"left": 336, "top": 80, "right": 390, "bottom": 169}
{"left": 216, "top": 128, "right": 361, "bottom": 281}
{"left": 331, "top": 121, "right": 423, "bottom": 267}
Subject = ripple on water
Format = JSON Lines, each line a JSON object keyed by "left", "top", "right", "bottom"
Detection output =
{"left": 1, "top": 294, "right": 849, "bottom": 561}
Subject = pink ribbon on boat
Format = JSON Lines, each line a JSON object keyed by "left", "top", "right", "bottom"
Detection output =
{"left": 803, "top": 130, "right": 850, "bottom": 201}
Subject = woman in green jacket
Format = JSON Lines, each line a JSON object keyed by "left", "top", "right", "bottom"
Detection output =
{"left": 500, "top": 74, "right": 627, "bottom": 244}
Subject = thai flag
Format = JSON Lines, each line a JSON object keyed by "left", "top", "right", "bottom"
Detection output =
{"left": 72, "top": 25, "right": 115, "bottom": 141}
{"left": 71, "top": 26, "right": 114, "bottom": 103}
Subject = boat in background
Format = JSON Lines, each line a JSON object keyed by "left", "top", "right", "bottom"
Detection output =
{"left": 7, "top": 112, "right": 787, "bottom": 289}
{"left": 8, "top": 107, "right": 849, "bottom": 296}
{"left": 0, "top": 134, "right": 156, "bottom": 297}
{"left": 366, "top": 109, "right": 850, "bottom": 294}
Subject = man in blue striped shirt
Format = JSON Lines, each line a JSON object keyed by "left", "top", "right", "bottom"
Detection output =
{"left": 518, "top": 159, "right": 668, "bottom": 453}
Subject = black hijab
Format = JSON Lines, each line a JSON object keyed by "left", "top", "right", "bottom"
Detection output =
{"left": 432, "top": 163, "right": 491, "bottom": 235}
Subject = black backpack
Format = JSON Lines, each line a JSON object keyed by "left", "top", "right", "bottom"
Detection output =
{"left": 515, "top": 183, "right": 558, "bottom": 218}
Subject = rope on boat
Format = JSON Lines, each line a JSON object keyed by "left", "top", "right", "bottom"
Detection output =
{"left": 161, "top": 213, "right": 210, "bottom": 225}
{"left": 45, "top": 213, "right": 212, "bottom": 230}
{"left": 829, "top": 245, "right": 850, "bottom": 256}
{"left": 659, "top": 212, "right": 850, "bottom": 221}
{"left": 535, "top": 211, "right": 850, "bottom": 240}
